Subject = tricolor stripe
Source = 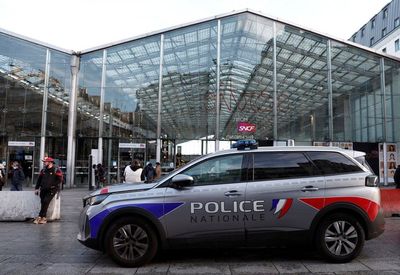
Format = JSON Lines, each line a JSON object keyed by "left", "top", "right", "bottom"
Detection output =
{"left": 271, "top": 198, "right": 293, "bottom": 219}
{"left": 299, "top": 197, "right": 380, "bottom": 221}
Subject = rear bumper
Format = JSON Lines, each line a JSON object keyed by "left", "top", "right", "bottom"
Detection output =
{"left": 366, "top": 207, "right": 385, "bottom": 240}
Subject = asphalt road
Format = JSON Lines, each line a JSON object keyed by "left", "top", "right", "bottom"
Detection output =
{"left": 0, "top": 188, "right": 399, "bottom": 275}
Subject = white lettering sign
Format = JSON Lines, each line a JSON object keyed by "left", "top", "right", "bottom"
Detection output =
{"left": 190, "top": 200, "right": 265, "bottom": 214}
{"left": 8, "top": 141, "right": 35, "bottom": 147}
{"left": 118, "top": 143, "right": 146, "bottom": 149}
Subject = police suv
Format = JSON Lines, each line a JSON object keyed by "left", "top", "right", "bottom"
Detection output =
{"left": 77, "top": 141, "right": 384, "bottom": 267}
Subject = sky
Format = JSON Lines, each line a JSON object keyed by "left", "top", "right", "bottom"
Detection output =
{"left": 0, "top": 0, "right": 392, "bottom": 51}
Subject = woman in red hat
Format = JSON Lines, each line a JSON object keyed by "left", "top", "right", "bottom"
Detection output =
{"left": 33, "top": 156, "right": 63, "bottom": 224}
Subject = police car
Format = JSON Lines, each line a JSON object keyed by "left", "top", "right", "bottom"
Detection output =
{"left": 77, "top": 141, "right": 384, "bottom": 267}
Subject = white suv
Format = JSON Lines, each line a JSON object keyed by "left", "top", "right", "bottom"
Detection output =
{"left": 78, "top": 142, "right": 385, "bottom": 267}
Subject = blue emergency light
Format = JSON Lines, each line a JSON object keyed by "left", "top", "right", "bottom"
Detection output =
{"left": 231, "top": 139, "right": 258, "bottom": 150}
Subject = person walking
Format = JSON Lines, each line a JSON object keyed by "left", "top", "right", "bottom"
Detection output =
{"left": 33, "top": 157, "right": 63, "bottom": 224}
{"left": 141, "top": 162, "right": 156, "bottom": 183}
{"left": 155, "top": 162, "right": 161, "bottom": 179}
{"left": 394, "top": 164, "right": 400, "bottom": 189}
{"left": 0, "top": 163, "right": 5, "bottom": 191}
{"left": 10, "top": 161, "right": 25, "bottom": 191}
{"left": 97, "top": 163, "right": 105, "bottom": 188}
{"left": 123, "top": 159, "right": 144, "bottom": 183}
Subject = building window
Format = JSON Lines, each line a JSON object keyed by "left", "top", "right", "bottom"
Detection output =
{"left": 395, "top": 17, "right": 400, "bottom": 28}
{"left": 371, "top": 18, "right": 376, "bottom": 29}
{"left": 370, "top": 37, "right": 375, "bottom": 46}
{"left": 361, "top": 28, "right": 365, "bottom": 37}
{"left": 395, "top": 39, "right": 400, "bottom": 52}
{"left": 382, "top": 28, "right": 387, "bottom": 37}
{"left": 383, "top": 8, "right": 388, "bottom": 19}
{"left": 382, "top": 48, "right": 387, "bottom": 53}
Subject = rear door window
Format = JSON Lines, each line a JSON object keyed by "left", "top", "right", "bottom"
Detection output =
{"left": 306, "top": 151, "right": 363, "bottom": 175}
{"left": 252, "top": 152, "right": 317, "bottom": 181}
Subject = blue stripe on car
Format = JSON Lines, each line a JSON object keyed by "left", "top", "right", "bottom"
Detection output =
{"left": 89, "top": 202, "right": 184, "bottom": 238}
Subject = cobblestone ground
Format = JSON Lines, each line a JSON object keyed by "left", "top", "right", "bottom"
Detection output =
{"left": 0, "top": 188, "right": 399, "bottom": 275}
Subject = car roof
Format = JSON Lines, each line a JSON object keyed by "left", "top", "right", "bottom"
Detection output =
{"left": 210, "top": 146, "right": 365, "bottom": 158}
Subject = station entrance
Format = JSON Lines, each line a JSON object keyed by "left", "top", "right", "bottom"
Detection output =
{"left": 7, "top": 141, "right": 35, "bottom": 187}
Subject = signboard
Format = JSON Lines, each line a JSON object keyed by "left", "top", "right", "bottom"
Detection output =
{"left": 237, "top": 122, "right": 256, "bottom": 133}
{"left": 8, "top": 141, "right": 35, "bottom": 147}
{"left": 379, "top": 143, "right": 397, "bottom": 183}
{"left": 118, "top": 143, "right": 146, "bottom": 149}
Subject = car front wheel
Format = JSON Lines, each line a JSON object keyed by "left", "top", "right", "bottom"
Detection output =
{"left": 316, "top": 213, "right": 365, "bottom": 263}
{"left": 105, "top": 217, "right": 158, "bottom": 267}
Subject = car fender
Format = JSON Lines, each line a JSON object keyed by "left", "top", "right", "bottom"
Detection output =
{"left": 97, "top": 206, "right": 167, "bottom": 251}
{"left": 309, "top": 202, "right": 372, "bottom": 241}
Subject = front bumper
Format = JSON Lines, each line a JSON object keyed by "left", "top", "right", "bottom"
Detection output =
{"left": 77, "top": 206, "right": 101, "bottom": 251}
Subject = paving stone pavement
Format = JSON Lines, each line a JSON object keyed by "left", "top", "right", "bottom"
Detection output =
{"left": 0, "top": 188, "right": 399, "bottom": 275}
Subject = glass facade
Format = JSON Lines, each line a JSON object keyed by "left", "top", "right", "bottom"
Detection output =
{"left": 1, "top": 11, "right": 400, "bottom": 187}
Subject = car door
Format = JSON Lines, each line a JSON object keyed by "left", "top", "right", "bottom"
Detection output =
{"left": 161, "top": 153, "right": 248, "bottom": 246}
{"left": 244, "top": 151, "right": 326, "bottom": 244}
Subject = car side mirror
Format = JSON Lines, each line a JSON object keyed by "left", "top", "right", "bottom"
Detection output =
{"left": 365, "top": 175, "right": 378, "bottom": 187}
{"left": 171, "top": 174, "right": 194, "bottom": 188}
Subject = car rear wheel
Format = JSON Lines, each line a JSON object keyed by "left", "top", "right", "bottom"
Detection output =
{"left": 105, "top": 217, "right": 158, "bottom": 267}
{"left": 316, "top": 213, "right": 365, "bottom": 263}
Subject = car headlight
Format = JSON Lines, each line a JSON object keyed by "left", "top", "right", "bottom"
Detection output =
{"left": 83, "top": 194, "right": 109, "bottom": 207}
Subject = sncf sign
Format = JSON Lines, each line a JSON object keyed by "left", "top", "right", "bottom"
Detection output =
{"left": 237, "top": 122, "right": 256, "bottom": 133}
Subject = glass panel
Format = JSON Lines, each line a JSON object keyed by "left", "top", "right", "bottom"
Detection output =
{"left": 99, "top": 35, "right": 161, "bottom": 170}
{"left": 331, "top": 41, "right": 382, "bottom": 142}
{"left": 78, "top": 51, "right": 103, "bottom": 137}
{"left": 103, "top": 35, "right": 161, "bottom": 141}
{"left": 162, "top": 20, "right": 217, "bottom": 141}
{"left": 47, "top": 50, "right": 71, "bottom": 142}
{"left": 275, "top": 23, "right": 328, "bottom": 142}
{"left": 0, "top": 33, "right": 47, "bottom": 178}
{"left": 219, "top": 14, "right": 274, "bottom": 141}
{"left": 384, "top": 58, "right": 400, "bottom": 142}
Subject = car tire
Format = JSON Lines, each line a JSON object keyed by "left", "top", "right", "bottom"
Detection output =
{"left": 105, "top": 217, "right": 158, "bottom": 267}
{"left": 316, "top": 213, "right": 365, "bottom": 263}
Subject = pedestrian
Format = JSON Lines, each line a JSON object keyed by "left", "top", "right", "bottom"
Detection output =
{"left": 33, "top": 157, "right": 63, "bottom": 224}
{"left": 141, "top": 162, "right": 156, "bottom": 183}
{"left": 0, "top": 163, "right": 5, "bottom": 191}
{"left": 10, "top": 161, "right": 25, "bottom": 191}
{"left": 394, "top": 164, "right": 400, "bottom": 189}
{"left": 123, "top": 159, "right": 144, "bottom": 183}
{"left": 97, "top": 163, "right": 105, "bottom": 188}
{"left": 155, "top": 162, "right": 161, "bottom": 179}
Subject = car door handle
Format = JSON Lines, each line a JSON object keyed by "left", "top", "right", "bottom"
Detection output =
{"left": 224, "top": 190, "right": 242, "bottom": 197}
{"left": 301, "top": 186, "right": 319, "bottom": 192}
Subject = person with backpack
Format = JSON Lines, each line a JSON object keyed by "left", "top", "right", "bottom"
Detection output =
{"left": 123, "top": 159, "right": 144, "bottom": 183}
{"left": 141, "top": 162, "right": 155, "bottom": 183}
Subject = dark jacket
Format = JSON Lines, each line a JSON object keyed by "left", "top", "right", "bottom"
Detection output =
{"left": 394, "top": 167, "right": 400, "bottom": 186}
{"left": 141, "top": 163, "right": 155, "bottom": 183}
{"left": 35, "top": 166, "right": 63, "bottom": 191}
{"left": 11, "top": 167, "right": 25, "bottom": 186}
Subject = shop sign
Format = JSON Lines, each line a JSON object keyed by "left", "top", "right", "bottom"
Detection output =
{"left": 8, "top": 141, "right": 35, "bottom": 147}
{"left": 118, "top": 143, "right": 146, "bottom": 149}
{"left": 237, "top": 122, "right": 256, "bottom": 133}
